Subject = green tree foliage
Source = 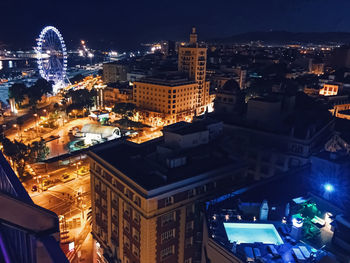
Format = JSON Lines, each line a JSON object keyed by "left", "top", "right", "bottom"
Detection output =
{"left": 0, "top": 137, "right": 50, "bottom": 179}
{"left": 1, "top": 137, "right": 30, "bottom": 180}
{"left": 112, "top": 103, "right": 136, "bottom": 120}
{"left": 29, "top": 139, "right": 50, "bottom": 162}
{"left": 27, "top": 79, "right": 53, "bottom": 107}
{"left": 9, "top": 83, "right": 27, "bottom": 106}
{"left": 66, "top": 89, "right": 97, "bottom": 111}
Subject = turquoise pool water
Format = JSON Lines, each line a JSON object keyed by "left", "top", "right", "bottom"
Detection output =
{"left": 223, "top": 223, "right": 284, "bottom": 245}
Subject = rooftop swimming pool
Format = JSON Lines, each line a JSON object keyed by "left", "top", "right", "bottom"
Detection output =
{"left": 223, "top": 223, "right": 284, "bottom": 245}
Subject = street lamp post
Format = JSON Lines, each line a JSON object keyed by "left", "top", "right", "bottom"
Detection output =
{"left": 34, "top": 113, "right": 39, "bottom": 135}
{"left": 73, "top": 161, "right": 81, "bottom": 178}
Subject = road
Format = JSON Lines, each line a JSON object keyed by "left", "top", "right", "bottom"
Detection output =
{"left": 31, "top": 171, "right": 92, "bottom": 262}
{"left": 31, "top": 175, "right": 90, "bottom": 216}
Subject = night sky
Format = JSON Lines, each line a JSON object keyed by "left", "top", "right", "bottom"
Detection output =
{"left": 1, "top": 0, "right": 350, "bottom": 51}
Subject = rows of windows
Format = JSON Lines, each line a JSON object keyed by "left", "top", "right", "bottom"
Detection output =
{"left": 160, "top": 182, "right": 216, "bottom": 209}
{"left": 161, "top": 229, "right": 175, "bottom": 243}
{"left": 160, "top": 245, "right": 175, "bottom": 260}
{"left": 161, "top": 212, "right": 176, "bottom": 226}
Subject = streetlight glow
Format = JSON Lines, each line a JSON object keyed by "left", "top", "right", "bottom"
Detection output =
{"left": 324, "top": 183, "right": 334, "bottom": 192}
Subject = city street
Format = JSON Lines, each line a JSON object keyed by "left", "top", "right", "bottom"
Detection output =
{"left": 31, "top": 169, "right": 93, "bottom": 263}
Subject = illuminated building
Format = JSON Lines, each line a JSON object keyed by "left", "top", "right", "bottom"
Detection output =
{"left": 88, "top": 120, "right": 246, "bottom": 263}
{"left": 319, "top": 83, "right": 339, "bottom": 96}
{"left": 178, "top": 28, "right": 211, "bottom": 115}
{"left": 308, "top": 59, "right": 324, "bottom": 75}
{"left": 103, "top": 62, "right": 129, "bottom": 84}
{"left": 103, "top": 86, "right": 133, "bottom": 107}
{"left": 133, "top": 73, "right": 199, "bottom": 125}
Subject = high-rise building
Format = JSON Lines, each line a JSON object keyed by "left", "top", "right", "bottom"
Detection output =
{"left": 178, "top": 28, "right": 210, "bottom": 115}
{"left": 88, "top": 120, "right": 246, "bottom": 263}
{"left": 133, "top": 73, "right": 198, "bottom": 125}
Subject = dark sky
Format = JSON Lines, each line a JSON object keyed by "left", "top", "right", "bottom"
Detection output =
{"left": 1, "top": 0, "right": 350, "bottom": 51}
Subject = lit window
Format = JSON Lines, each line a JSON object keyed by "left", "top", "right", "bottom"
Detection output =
{"left": 132, "top": 244, "right": 140, "bottom": 258}
{"left": 160, "top": 245, "right": 175, "bottom": 260}
{"left": 164, "top": 196, "right": 174, "bottom": 206}
{"left": 185, "top": 237, "right": 193, "bottom": 248}
{"left": 161, "top": 229, "right": 175, "bottom": 243}
{"left": 161, "top": 212, "right": 175, "bottom": 226}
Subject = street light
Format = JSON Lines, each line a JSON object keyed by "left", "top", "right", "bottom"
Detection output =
{"left": 73, "top": 161, "right": 82, "bottom": 177}
{"left": 34, "top": 113, "right": 39, "bottom": 134}
{"left": 324, "top": 183, "right": 334, "bottom": 192}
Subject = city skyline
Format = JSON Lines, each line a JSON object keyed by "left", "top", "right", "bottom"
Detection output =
{"left": 1, "top": 2, "right": 350, "bottom": 262}
{"left": 2, "top": 0, "right": 350, "bottom": 50}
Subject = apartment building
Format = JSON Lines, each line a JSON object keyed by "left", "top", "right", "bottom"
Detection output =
{"left": 89, "top": 120, "right": 246, "bottom": 263}
{"left": 133, "top": 74, "right": 198, "bottom": 124}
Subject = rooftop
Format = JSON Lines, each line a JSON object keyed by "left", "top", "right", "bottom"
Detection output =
{"left": 90, "top": 138, "right": 240, "bottom": 192}
{"left": 136, "top": 72, "right": 196, "bottom": 87}
{"left": 205, "top": 166, "right": 348, "bottom": 263}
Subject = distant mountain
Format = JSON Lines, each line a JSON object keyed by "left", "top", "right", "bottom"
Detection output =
{"left": 209, "top": 31, "right": 350, "bottom": 45}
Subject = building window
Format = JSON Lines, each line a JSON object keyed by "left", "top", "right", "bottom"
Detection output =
{"left": 124, "top": 236, "right": 130, "bottom": 249}
{"left": 124, "top": 203, "right": 131, "bottom": 216}
{"left": 187, "top": 189, "right": 196, "bottom": 198}
{"left": 161, "top": 229, "right": 175, "bottom": 243}
{"left": 124, "top": 219, "right": 130, "bottom": 232}
{"left": 164, "top": 196, "right": 174, "bottom": 206}
{"left": 186, "top": 221, "right": 194, "bottom": 232}
{"left": 186, "top": 204, "right": 195, "bottom": 217}
{"left": 133, "top": 210, "right": 141, "bottom": 223}
{"left": 132, "top": 227, "right": 140, "bottom": 242}
{"left": 160, "top": 245, "right": 175, "bottom": 260}
{"left": 132, "top": 244, "right": 140, "bottom": 258}
{"left": 134, "top": 196, "right": 141, "bottom": 206}
{"left": 161, "top": 212, "right": 175, "bottom": 226}
{"left": 185, "top": 237, "right": 193, "bottom": 248}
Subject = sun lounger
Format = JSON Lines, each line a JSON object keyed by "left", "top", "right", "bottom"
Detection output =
{"left": 299, "top": 246, "right": 310, "bottom": 259}
{"left": 244, "top": 247, "right": 255, "bottom": 262}
{"left": 292, "top": 247, "right": 306, "bottom": 262}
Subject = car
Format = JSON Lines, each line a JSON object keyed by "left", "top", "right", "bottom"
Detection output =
{"left": 77, "top": 166, "right": 89, "bottom": 176}
{"left": 61, "top": 173, "right": 75, "bottom": 183}
{"left": 31, "top": 185, "right": 38, "bottom": 192}
{"left": 42, "top": 180, "right": 53, "bottom": 191}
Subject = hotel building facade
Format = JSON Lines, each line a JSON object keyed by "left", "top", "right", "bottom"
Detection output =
{"left": 89, "top": 122, "right": 246, "bottom": 263}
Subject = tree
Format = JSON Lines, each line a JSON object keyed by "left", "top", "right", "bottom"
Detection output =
{"left": 66, "top": 88, "right": 97, "bottom": 112}
{"left": 29, "top": 139, "right": 49, "bottom": 162}
{"left": 112, "top": 103, "right": 136, "bottom": 120}
{"left": 9, "top": 83, "right": 27, "bottom": 106}
{"left": 1, "top": 137, "right": 30, "bottom": 180}
{"left": 16, "top": 116, "right": 25, "bottom": 139}
{"left": 27, "top": 79, "right": 53, "bottom": 107}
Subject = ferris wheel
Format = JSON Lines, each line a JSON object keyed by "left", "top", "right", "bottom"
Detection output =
{"left": 36, "top": 26, "right": 67, "bottom": 90}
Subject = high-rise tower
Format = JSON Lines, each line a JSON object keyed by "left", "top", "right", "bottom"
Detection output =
{"left": 178, "top": 28, "right": 210, "bottom": 115}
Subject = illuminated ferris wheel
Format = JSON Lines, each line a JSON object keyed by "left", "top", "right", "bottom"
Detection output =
{"left": 36, "top": 26, "right": 67, "bottom": 90}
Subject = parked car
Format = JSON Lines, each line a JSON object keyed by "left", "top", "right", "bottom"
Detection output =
{"left": 42, "top": 180, "right": 53, "bottom": 191}
{"left": 31, "top": 185, "right": 38, "bottom": 192}
{"left": 61, "top": 173, "right": 75, "bottom": 183}
{"left": 77, "top": 166, "right": 89, "bottom": 176}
